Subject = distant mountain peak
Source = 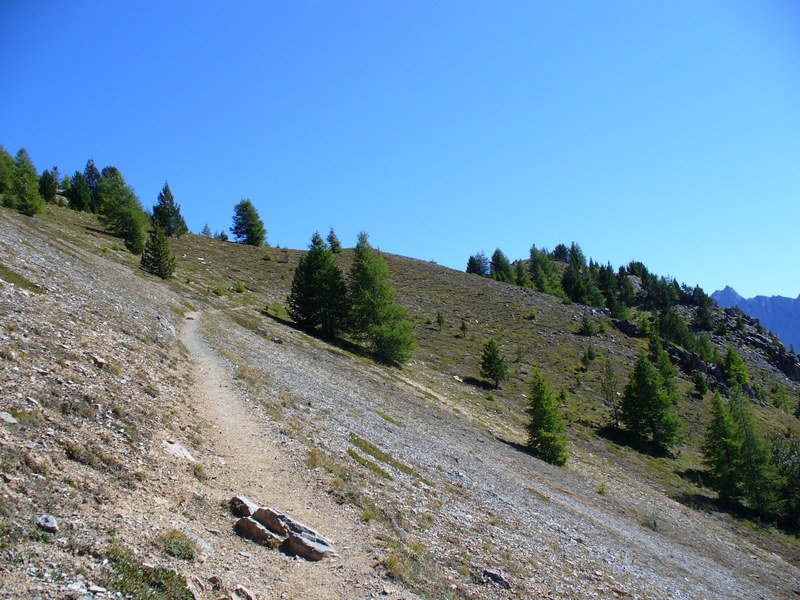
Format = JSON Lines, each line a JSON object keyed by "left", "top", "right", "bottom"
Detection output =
{"left": 712, "top": 286, "right": 800, "bottom": 351}
{"left": 711, "top": 286, "right": 744, "bottom": 308}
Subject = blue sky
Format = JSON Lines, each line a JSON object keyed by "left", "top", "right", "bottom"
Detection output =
{"left": 2, "top": 1, "right": 799, "bottom": 298}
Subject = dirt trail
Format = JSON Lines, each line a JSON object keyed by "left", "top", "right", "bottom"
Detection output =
{"left": 179, "top": 311, "right": 413, "bottom": 600}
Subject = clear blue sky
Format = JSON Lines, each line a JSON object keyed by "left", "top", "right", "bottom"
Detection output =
{"left": 2, "top": 1, "right": 799, "bottom": 298}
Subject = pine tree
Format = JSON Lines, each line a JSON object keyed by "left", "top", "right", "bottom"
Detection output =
{"left": 526, "top": 371, "right": 569, "bottom": 466}
{"left": 347, "top": 232, "right": 415, "bottom": 364}
{"left": 0, "top": 146, "right": 14, "bottom": 199}
{"left": 490, "top": 248, "right": 514, "bottom": 283}
{"left": 466, "top": 251, "right": 489, "bottom": 276}
{"left": 38, "top": 169, "right": 57, "bottom": 203}
{"left": 480, "top": 339, "right": 508, "bottom": 388}
{"left": 702, "top": 392, "right": 741, "bottom": 504}
{"left": 152, "top": 182, "right": 188, "bottom": 237}
{"left": 201, "top": 224, "right": 212, "bottom": 237}
{"left": 621, "top": 353, "right": 680, "bottom": 450}
{"left": 723, "top": 346, "right": 750, "bottom": 387}
{"left": 327, "top": 227, "right": 343, "bottom": 253}
{"left": 84, "top": 159, "right": 101, "bottom": 212}
{"left": 96, "top": 168, "right": 148, "bottom": 254}
{"left": 514, "top": 260, "right": 532, "bottom": 287}
{"left": 140, "top": 225, "right": 176, "bottom": 279}
{"left": 287, "top": 232, "right": 348, "bottom": 338}
{"left": 231, "top": 199, "right": 266, "bottom": 246}
{"left": 9, "top": 149, "right": 44, "bottom": 216}
{"left": 68, "top": 172, "right": 91, "bottom": 211}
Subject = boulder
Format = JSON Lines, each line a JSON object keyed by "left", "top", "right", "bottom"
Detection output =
{"left": 36, "top": 514, "right": 59, "bottom": 533}
{"left": 229, "top": 495, "right": 259, "bottom": 518}
{"left": 281, "top": 531, "right": 334, "bottom": 561}
{"left": 482, "top": 567, "right": 511, "bottom": 589}
{"left": 234, "top": 517, "right": 282, "bottom": 547}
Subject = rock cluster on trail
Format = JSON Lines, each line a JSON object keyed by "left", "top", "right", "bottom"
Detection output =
{"left": 231, "top": 495, "right": 334, "bottom": 561}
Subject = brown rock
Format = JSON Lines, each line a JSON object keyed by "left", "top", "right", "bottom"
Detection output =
{"left": 234, "top": 517, "right": 282, "bottom": 547}
{"left": 229, "top": 495, "right": 259, "bottom": 518}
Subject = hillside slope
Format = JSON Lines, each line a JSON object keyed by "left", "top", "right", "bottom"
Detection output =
{"left": 1, "top": 205, "right": 799, "bottom": 599}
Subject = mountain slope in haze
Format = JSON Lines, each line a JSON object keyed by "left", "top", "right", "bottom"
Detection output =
{"left": 713, "top": 285, "right": 800, "bottom": 351}
{"left": 2, "top": 204, "right": 800, "bottom": 599}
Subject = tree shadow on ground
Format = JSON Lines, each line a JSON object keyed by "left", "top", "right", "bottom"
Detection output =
{"left": 494, "top": 435, "right": 538, "bottom": 459}
{"left": 462, "top": 376, "right": 496, "bottom": 391}
{"left": 259, "top": 309, "right": 368, "bottom": 358}
{"left": 596, "top": 425, "right": 674, "bottom": 458}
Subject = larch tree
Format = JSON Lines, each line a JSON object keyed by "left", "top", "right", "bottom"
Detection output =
{"left": 621, "top": 352, "right": 680, "bottom": 451}
{"left": 230, "top": 199, "right": 266, "bottom": 246}
{"left": 702, "top": 392, "right": 741, "bottom": 504}
{"left": 327, "top": 227, "right": 343, "bottom": 253}
{"left": 480, "top": 339, "right": 508, "bottom": 388}
{"left": 526, "top": 371, "right": 569, "bottom": 466}
{"left": 348, "top": 232, "right": 415, "bottom": 364}
{"left": 8, "top": 149, "right": 44, "bottom": 216}
{"left": 490, "top": 248, "right": 514, "bottom": 283}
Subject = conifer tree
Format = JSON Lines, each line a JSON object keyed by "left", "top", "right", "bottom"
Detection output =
{"left": 96, "top": 168, "right": 148, "bottom": 254}
{"left": 230, "top": 199, "right": 266, "bottom": 246}
{"left": 490, "top": 248, "right": 514, "bottom": 283}
{"left": 287, "top": 232, "right": 348, "bottom": 338}
{"left": 140, "top": 225, "right": 176, "bottom": 279}
{"left": 38, "top": 169, "right": 57, "bottom": 203}
{"left": 327, "top": 227, "right": 343, "bottom": 253}
{"left": 152, "top": 182, "right": 188, "bottom": 237}
{"left": 201, "top": 224, "right": 212, "bottom": 237}
{"left": 621, "top": 353, "right": 680, "bottom": 450}
{"left": 8, "top": 149, "right": 44, "bottom": 216}
{"left": 526, "top": 371, "right": 569, "bottom": 466}
{"left": 723, "top": 346, "right": 750, "bottom": 387}
{"left": 729, "top": 389, "right": 777, "bottom": 513}
{"left": 84, "top": 159, "right": 101, "bottom": 212}
{"left": 68, "top": 172, "right": 91, "bottom": 211}
{"left": 0, "top": 146, "right": 14, "bottom": 198}
{"left": 702, "top": 392, "right": 741, "bottom": 503}
{"left": 466, "top": 251, "right": 489, "bottom": 276}
{"left": 480, "top": 339, "right": 508, "bottom": 388}
{"left": 514, "top": 260, "right": 532, "bottom": 287}
{"left": 347, "top": 232, "right": 415, "bottom": 364}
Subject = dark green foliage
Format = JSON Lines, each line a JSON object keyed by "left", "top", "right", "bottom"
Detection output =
{"left": 38, "top": 169, "right": 57, "bottom": 203}
{"left": 656, "top": 308, "right": 694, "bottom": 351}
{"left": 525, "top": 371, "right": 568, "bottom": 466}
{"left": 287, "top": 232, "right": 348, "bottom": 338}
{"left": 772, "top": 437, "right": 800, "bottom": 531}
{"left": 327, "top": 227, "right": 343, "bottom": 253}
{"left": 348, "top": 232, "right": 415, "bottom": 364}
{"left": 723, "top": 346, "right": 749, "bottom": 387}
{"left": 528, "top": 246, "right": 563, "bottom": 296}
{"left": 459, "top": 319, "right": 468, "bottom": 338}
{"left": 151, "top": 182, "right": 188, "bottom": 237}
{"left": 694, "top": 288, "right": 714, "bottom": 330}
{"left": 84, "top": 159, "right": 101, "bottom": 212}
{"left": 703, "top": 392, "right": 741, "bottom": 503}
{"left": 231, "top": 199, "right": 266, "bottom": 246}
{"left": 621, "top": 353, "right": 681, "bottom": 450}
{"left": 601, "top": 356, "right": 621, "bottom": 427}
{"left": 466, "top": 251, "right": 489, "bottom": 276}
{"left": 96, "top": 168, "right": 148, "bottom": 254}
{"left": 729, "top": 390, "right": 778, "bottom": 513}
{"left": 577, "top": 314, "right": 596, "bottom": 336}
{"left": 513, "top": 260, "right": 532, "bottom": 287}
{"left": 6, "top": 149, "right": 44, "bottom": 215}
{"left": 693, "top": 370, "right": 708, "bottom": 397}
{"left": 435, "top": 311, "right": 445, "bottom": 331}
{"left": 480, "top": 339, "right": 508, "bottom": 388}
{"left": 68, "top": 172, "right": 91, "bottom": 211}
{"left": 551, "top": 243, "right": 569, "bottom": 262}
{"left": 581, "top": 344, "right": 596, "bottom": 369}
{"left": 140, "top": 225, "right": 176, "bottom": 279}
{"left": 106, "top": 546, "right": 193, "bottom": 599}
{"left": 490, "top": 248, "right": 514, "bottom": 283}
{"left": 214, "top": 230, "right": 229, "bottom": 241}
{"left": 561, "top": 243, "right": 604, "bottom": 307}
{"left": 0, "top": 146, "right": 14, "bottom": 197}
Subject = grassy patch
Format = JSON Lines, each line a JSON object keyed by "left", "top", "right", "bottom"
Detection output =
{"left": 159, "top": 529, "right": 198, "bottom": 561}
{"left": 377, "top": 409, "right": 404, "bottom": 427}
{"left": 349, "top": 433, "right": 430, "bottom": 485}
{"left": 105, "top": 546, "right": 193, "bottom": 598}
{"left": 0, "top": 262, "right": 43, "bottom": 293}
{"left": 347, "top": 448, "right": 392, "bottom": 479}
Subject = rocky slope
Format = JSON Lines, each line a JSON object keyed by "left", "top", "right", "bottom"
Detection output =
{"left": 1, "top": 205, "right": 800, "bottom": 599}
{"left": 713, "top": 285, "right": 800, "bottom": 352}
